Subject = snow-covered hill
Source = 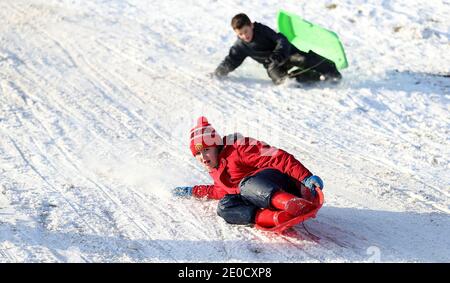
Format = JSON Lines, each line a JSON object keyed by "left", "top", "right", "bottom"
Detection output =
{"left": 0, "top": 0, "right": 449, "bottom": 262}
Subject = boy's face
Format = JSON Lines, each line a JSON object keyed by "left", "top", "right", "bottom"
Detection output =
{"left": 234, "top": 23, "right": 254, "bottom": 43}
{"left": 195, "top": 147, "right": 220, "bottom": 172}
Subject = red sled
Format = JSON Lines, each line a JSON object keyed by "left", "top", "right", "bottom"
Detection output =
{"left": 255, "top": 188, "right": 324, "bottom": 234}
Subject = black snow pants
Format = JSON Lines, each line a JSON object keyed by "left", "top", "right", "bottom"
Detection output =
{"left": 267, "top": 50, "right": 341, "bottom": 85}
{"left": 216, "top": 169, "right": 300, "bottom": 225}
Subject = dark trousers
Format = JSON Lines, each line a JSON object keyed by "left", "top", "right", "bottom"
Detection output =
{"left": 267, "top": 50, "right": 340, "bottom": 85}
{"left": 216, "top": 169, "right": 300, "bottom": 225}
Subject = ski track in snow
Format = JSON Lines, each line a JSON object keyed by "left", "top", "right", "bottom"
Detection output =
{"left": 0, "top": 0, "right": 449, "bottom": 262}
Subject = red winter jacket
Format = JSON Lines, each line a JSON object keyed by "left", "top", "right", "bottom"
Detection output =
{"left": 192, "top": 135, "right": 312, "bottom": 200}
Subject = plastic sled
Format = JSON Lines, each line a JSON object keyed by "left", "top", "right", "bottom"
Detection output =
{"left": 277, "top": 10, "right": 348, "bottom": 70}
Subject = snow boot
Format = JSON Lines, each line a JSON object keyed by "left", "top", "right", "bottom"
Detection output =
{"left": 271, "top": 191, "right": 310, "bottom": 216}
{"left": 319, "top": 70, "right": 342, "bottom": 83}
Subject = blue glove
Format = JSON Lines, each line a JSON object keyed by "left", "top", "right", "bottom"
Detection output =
{"left": 302, "top": 176, "right": 324, "bottom": 197}
{"left": 172, "top": 186, "right": 193, "bottom": 198}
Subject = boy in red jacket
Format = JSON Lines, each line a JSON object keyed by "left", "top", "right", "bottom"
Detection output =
{"left": 172, "top": 117, "right": 324, "bottom": 228}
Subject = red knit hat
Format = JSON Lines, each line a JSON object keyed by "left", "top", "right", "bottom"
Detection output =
{"left": 189, "top": 116, "right": 222, "bottom": 156}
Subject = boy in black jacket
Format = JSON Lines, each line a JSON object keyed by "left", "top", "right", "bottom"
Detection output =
{"left": 214, "top": 13, "right": 342, "bottom": 85}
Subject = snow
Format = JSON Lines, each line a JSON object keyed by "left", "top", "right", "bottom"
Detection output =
{"left": 0, "top": 0, "right": 449, "bottom": 262}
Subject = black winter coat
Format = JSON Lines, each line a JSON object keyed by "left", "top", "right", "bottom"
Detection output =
{"left": 215, "top": 22, "right": 300, "bottom": 75}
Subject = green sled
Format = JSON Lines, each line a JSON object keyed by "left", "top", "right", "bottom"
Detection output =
{"left": 277, "top": 10, "right": 348, "bottom": 70}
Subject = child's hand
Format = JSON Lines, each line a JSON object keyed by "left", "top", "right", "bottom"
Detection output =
{"left": 212, "top": 66, "right": 229, "bottom": 77}
{"left": 172, "top": 186, "right": 193, "bottom": 197}
{"left": 269, "top": 53, "right": 285, "bottom": 66}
